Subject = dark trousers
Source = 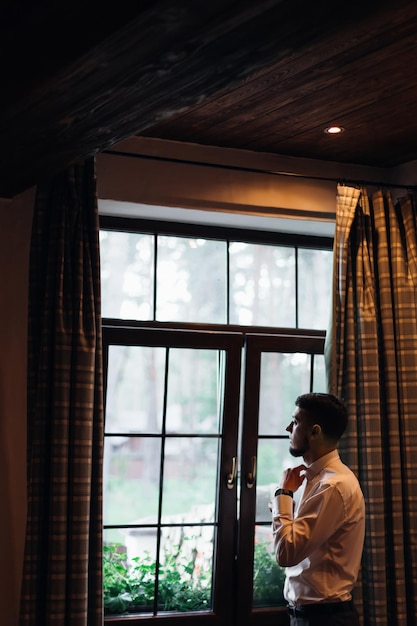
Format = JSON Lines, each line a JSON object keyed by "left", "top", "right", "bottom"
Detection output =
{"left": 288, "top": 601, "right": 360, "bottom": 626}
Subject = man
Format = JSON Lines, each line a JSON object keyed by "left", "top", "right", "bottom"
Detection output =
{"left": 270, "top": 392, "right": 365, "bottom": 626}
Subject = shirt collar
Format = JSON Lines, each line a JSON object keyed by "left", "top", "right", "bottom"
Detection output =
{"left": 305, "top": 449, "right": 340, "bottom": 481}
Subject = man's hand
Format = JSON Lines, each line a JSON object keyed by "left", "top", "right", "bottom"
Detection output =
{"left": 277, "top": 464, "right": 307, "bottom": 493}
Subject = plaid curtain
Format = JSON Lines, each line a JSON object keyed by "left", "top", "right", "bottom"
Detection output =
{"left": 19, "top": 159, "right": 104, "bottom": 625}
{"left": 326, "top": 184, "right": 417, "bottom": 626}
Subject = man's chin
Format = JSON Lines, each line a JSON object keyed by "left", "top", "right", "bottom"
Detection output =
{"left": 289, "top": 446, "right": 305, "bottom": 458}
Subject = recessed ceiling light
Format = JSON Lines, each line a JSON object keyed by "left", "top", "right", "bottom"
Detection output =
{"left": 324, "top": 125, "right": 345, "bottom": 134}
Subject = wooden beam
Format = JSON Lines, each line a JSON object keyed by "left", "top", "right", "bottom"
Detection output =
{"left": 0, "top": 0, "right": 396, "bottom": 197}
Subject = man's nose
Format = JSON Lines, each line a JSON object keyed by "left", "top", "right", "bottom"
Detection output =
{"left": 286, "top": 422, "right": 293, "bottom": 433}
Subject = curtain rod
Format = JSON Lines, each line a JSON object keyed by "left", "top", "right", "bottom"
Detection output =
{"left": 102, "top": 149, "right": 417, "bottom": 191}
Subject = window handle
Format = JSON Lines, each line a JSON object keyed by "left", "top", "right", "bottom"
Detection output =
{"left": 246, "top": 456, "right": 257, "bottom": 488}
{"left": 227, "top": 456, "right": 238, "bottom": 489}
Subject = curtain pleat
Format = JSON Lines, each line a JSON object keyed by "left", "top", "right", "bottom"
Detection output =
{"left": 19, "top": 159, "right": 104, "bottom": 625}
{"left": 326, "top": 185, "right": 417, "bottom": 626}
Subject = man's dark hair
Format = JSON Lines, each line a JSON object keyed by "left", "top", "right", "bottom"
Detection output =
{"left": 295, "top": 393, "right": 348, "bottom": 442}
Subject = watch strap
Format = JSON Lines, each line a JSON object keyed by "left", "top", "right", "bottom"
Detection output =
{"left": 274, "top": 488, "right": 293, "bottom": 498}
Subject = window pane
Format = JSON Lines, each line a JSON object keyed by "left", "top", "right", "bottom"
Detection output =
{"left": 298, "top": 248, "right": 333, "bottom": 329}
{"left": 255, "top": 439, "right": 295, "bottom": 523}
{"left": 103, "top": 341, "right": 224, "bottom": 617}
{"left": 156, "top": 236, "right": 227, "bottom": 323}
{"left": 103, "top": 527, "right": 158, "bottom": 616}
{"left": 162, "top": 437, "right": 219, "bottom": 522}
{"left": 104, "top": 436, "right": 162, "bottom": 525}
{"left": 166, "top": 348, "right": 222, "bottom": 434}
{"left": 104, "top": 524, "right": 215, "bottom": 615}
{"left": 229, "top": 242, "right": 296, "bottom": 326}
{"left": 258, "top": 352, "right": 312, "bottom": 435}
{"left": 158, "top": 525, "right": 214, "bottom": 613}
{"left": 313, "top": 353, "right": 327, "bottom": 392}
{"left": 100, "top": 230, "right": 154, "bottom": 320}
{"left": 253, "top": 527, "right": 285, "bottom": 608}
{"left": 105, "top": 345, "right": 165, "bottom": 434}
{"left": 254, "top": 434, "right": 303, "bottom": 609}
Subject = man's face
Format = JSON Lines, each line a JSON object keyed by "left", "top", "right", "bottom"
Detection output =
{"left": 286, "top": 407, "right": 311, "bottom": 458}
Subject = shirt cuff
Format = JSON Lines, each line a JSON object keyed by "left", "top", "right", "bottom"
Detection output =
{"left": 271, "top": 493, "right": 293, "bottom": 517}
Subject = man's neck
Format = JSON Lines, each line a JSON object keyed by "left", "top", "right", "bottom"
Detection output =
{"left": 304, "top": 445, "right": 337, "bottom": 465}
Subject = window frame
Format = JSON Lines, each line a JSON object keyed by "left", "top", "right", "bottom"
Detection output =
{"left": 99, "top": 215, "right": 333, "bottom": 331}
{"left": 100, "top": 214, "right": 333, "bottom": 626}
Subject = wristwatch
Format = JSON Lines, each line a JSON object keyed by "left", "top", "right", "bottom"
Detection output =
{"left": 274, "top": 488, "right": 293, "bottom": 498}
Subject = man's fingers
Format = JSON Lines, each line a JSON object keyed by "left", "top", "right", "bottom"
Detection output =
{"left": 295, "top": 464, "right": 307, "bottom": 473}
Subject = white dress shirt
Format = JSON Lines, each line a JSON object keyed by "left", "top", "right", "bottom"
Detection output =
{"left": 271, "top": 449, "right": 365, "bottom": 605}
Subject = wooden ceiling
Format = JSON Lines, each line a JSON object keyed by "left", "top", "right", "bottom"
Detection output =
{"left": 1, "top": 0, "right": 417, "bottom": 198}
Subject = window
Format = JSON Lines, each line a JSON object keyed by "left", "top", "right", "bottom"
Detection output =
{"left": 100, "top": 218, "right": 332, "bottom": 330}
{"left": 100, "top": 215, "right": 333, "bottom": 626}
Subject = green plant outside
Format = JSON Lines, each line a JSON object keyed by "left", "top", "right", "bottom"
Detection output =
{"left": 252, "top": 539, "right": 286, "bottom": 606}
{"left": 103, "top": 539, "right": 286, "bottom": 615}
{"left": 103, "top": 543, "right": 211, "bottom": 614}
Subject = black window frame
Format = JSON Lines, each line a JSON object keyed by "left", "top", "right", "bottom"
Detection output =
{"left": 100, "top": 214, "right": 334, "bottom": 626}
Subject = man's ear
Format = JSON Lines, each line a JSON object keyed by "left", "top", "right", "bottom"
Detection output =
{"left": 311, "top": 424, "right": 320, "bottom": 436}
